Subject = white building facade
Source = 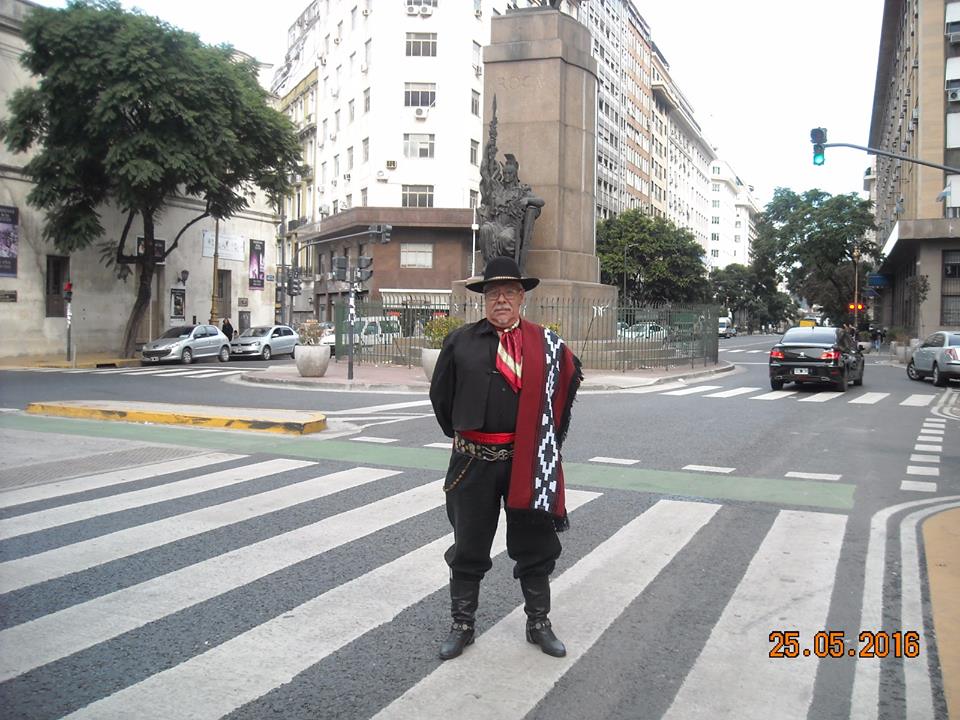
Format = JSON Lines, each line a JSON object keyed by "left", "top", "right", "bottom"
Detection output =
{"left": 707, "top": 158, "right": 761, "bottom": 270}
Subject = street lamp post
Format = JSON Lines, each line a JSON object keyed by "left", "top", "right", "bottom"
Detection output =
{"left": 471, "top": 210, "right": 479, "bottom": 278}
{"left": 853, "top": 243, "right": 861, "bottom": 332}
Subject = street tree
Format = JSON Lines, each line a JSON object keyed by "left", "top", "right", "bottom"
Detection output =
{"left": 597, "top": 210, "right": 709, "bottom": 305}
{"left": 762, "top": 188, "right": 877, "bottom": 324}
{"left": 0, "top": 1, "right": 301, "bottom": 356}
{"left": 708, "top": 263, "right": 753, "bottom": 322}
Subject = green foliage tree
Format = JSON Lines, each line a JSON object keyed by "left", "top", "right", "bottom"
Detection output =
{"left": 761, "top": 188, "right": 876, "bottom": 324}
{"left": 708, "top": 263, "right": 753, "bottom": 320}
{"left": 597, "top": 210, "right": 709, "bottom": 305}
{"left": 0, "top": 1, "right": 301, "bottom": 356}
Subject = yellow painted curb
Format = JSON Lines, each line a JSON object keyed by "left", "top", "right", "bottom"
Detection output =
{"left": 25, "top": 403, "right": 327, "bottom": 435}
{"left": 923, "top": 508, "right": 959, "bottom": 720}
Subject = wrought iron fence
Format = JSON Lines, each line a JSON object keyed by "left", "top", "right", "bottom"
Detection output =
{"left": 331, "top": 296, "right": 721, "bottom": 371}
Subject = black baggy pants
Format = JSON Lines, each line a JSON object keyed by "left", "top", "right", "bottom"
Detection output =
{"left": 443, "top": 451, "right": 561, "bottom": 582}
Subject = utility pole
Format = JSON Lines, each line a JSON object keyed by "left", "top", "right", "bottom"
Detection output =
{"left": 209, "top": 218, "right": 219, "bottom": 324}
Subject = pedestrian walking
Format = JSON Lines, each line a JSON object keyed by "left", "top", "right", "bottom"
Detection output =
{"left": 221, "top": 317, "right": 235, "bottom": 340}
{"left": 429, "top": 256, "right": 583, "bottom": 661}
{"left": 871, "top": 327, "right": 881, "bottom": 352}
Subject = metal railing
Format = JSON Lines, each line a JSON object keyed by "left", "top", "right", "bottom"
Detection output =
{"left": 331, "top": 296, "right": 721, "bottom": 371}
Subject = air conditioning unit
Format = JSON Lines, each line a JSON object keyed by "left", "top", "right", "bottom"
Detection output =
{"left": 319, "top": 204, "right": 331, "bottom": 215}
{"left": 319, "top": 55, "right": 327, "bottom": 65}
{"left": 331, "top": 179, "right": 338, "bottom": 187}
{"left": 362, "top": 9, "right": 371, "bottom": 16}
{"left": 475, "top": 9, "right": 482, "bottom": 18}
{"left": 414, "top": 107, "right": 428, "bottom": 119}
{"left": 474, "top": 64, "right": 482, "bottom": 77}
{"left": 329, "top": 132, "right": 337, "bottom": 140}
{"left": 360, "top": 62, "right": 369, "bottom": 73}
{"left": 420, "top": 5, "right": 433, "bottom": 15}
{"left": 386, "top": 160, "right": 397, "bottom": 170}
{"left": 949, "top": 31, "right": 960, "bottom": 44}
{"left": 330, "top": 87, "right": 339, "bottom": 97}
{"left": 406, "top": 6, "right": 419, "bottom": 15}
{"left": 343, "top": 173, "right": 351, "bottom": 181}
{"left": 948, "top": 88, "right": 960, "bottom": 103}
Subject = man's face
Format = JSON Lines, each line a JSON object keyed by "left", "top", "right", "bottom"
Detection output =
{"left": 484, "top": 281, "right": 524, "bottom": 328}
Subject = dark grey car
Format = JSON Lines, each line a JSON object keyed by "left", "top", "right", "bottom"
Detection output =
{"left": 230, "top": 325, "right": 298, "bottom": 361}
{"left": 768, "top": 326, "right": 864, "bottom": 392}
{"left": 141, "top": 325, "right": 231, "bottom": 365}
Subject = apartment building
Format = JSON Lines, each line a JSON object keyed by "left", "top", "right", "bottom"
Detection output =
{"left": 869, "top": 0, "right": 960, "bottom": 333}
{"left": 707, "top": 158, "right": 761, "bottom": 271}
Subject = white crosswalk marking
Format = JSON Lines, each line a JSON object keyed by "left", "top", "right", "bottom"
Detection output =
{"left": 848, "top": 392, "right": 889, "bottom": 405}
{"left": 751, "top": 390, "right": 797, "bottom": 400}
{"left": 704, "top": 387, "right": 761, "bottom": 398}
{"left": 0, "top": 467, "right": 400, "bottom": 593}
{"left": 0, "top": 452, "right": 243, "bottom": 509}
{"left": 901, "top": 395, "right": 936, "bottom": 407}
{"left": 63, "top": 491, "right": 602, "bottom": 720}
{"left": 351, "top": 436, "right": 398, "bottom": 444}
{"left": 663, "top": 510, "right": 847, "bottom": 720}
{"left": 375, "top": 500, "right": 721, "bottom": 720}
{"left": 785, "top": 471, "right": 842, "bottom": 482}
{"left": 0, "top": 458, "right": 314, "bottom": 544}
{"left": 917, "top": 427, "right": 944, "bottom": 435}
{"left": 661, "top": 385, "right": 724, "bottom": 396}
{"left": 906, "top": 466, "right": 939, "bottom": 477}
{"left": 589, "top": 456, "right": 639, "bottom": 465}
{"left": 798, "top": 392, "right": 840, "bottom": 403}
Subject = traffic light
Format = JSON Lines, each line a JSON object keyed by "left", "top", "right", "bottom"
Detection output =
{"left": 333, "top": 255, "right": 348, "bottom": 281}
{"left": 368, "top": 223, "right": 392, "bottom": 243}
{"left": 848, "top": 302, "right": 864, "bottom": 312}
{"left": 810, "top": 127, "right": 827, "bottom": 166}
{"left": 357, "top": 255, "right": 373, "bottom": 282}
{"left": 287, "top": 276, "right": 302, "bottom": 296}
{"left": 63, "top": 281, "right": 73, "bottom": 303}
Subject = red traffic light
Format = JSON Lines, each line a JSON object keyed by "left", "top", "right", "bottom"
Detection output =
{"left": 848, "top": 302, "right": 864, "bottom": 311}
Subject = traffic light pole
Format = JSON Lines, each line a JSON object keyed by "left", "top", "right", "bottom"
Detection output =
{"left": 822, "top": 142, "right": 960, "bottom": 174}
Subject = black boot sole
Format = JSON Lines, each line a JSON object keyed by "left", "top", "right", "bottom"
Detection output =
{"left": 439, "top": 633, "right": 474, "bottom": 660}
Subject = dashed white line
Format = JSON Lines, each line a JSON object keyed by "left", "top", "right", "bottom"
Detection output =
{"left": 589, "top": 456, "right": 640, "bottom": 466}
{"left": 784, "top": 472, "right": 842, "bottom": 482}
{"left": 906, "top": 466, "right": 940, "bottom": 477}
{"left": 350, "top": 437, "right": 398, "bottom": 444}
{"left": 900, "top": 481, "right": 938, "bottom": 492}
{"left": 682, "top": 465, "right": 735, "bottom": 474}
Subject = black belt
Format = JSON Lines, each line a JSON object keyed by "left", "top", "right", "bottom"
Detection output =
{"left": 454, "top": 432, "right": 515, "bottom": 462}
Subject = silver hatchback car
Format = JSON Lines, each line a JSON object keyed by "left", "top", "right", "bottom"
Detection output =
{"left": 141, "top": 325, "right": 231, "bottom": 365}
{"left": 230, "top": 325, "right": 298, "bottom": 360}
{"left": 907, "top": 330, "right": 960, "bottom": 386}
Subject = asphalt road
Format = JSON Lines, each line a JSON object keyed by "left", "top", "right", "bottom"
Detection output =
{"left": 0, "top": 336, "right": 956, "bottom": 719}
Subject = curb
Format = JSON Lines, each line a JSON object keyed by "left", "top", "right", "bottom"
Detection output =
{"left": 1, "top": 358, "right": 142, "bottom": 370}
{"left": 25, "top": 402, "right": 328, "bottom": 435}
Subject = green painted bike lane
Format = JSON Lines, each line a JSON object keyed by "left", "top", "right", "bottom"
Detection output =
{"left": 0, "top": 413, "right": 855, "bottom": 511}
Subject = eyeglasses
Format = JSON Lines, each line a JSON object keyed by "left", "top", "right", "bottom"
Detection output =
{"left": 484, "top": 286, "right": 523, "bottom": 301}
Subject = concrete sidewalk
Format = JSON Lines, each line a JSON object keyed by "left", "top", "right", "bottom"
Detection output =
{"left": 240, "top": 357, "right": 735, "bottom": 393}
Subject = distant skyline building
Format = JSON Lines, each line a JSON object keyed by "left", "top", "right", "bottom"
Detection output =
{"left": 707, "top": 158, "right": 761, "bottom": 271}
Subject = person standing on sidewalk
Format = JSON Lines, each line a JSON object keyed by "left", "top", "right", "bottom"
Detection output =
{"left": 429, "top": 256, "right": 583, "bottom": 661}
{"left": 221, "top": 318, "right": 235, "bottom": 341}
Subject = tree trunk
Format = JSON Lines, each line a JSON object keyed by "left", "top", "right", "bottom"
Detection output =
{"left": 120, "top": 211, "right": 156, "bottom": 357}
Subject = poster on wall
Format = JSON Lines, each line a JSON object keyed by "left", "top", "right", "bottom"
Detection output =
{"left": 0, "top": 206, "right": 19, "bottom": 278}
{"left": 202, "top": 230, "right": 245, "bottom": 262}
{"left": 170, "top": 288, "right": 185, "bottom": 319}
{"left": 136, "top": 236, "right": 166, "bottom": 263}
{"left": 248, "top": 239, "right": 265, "bottom": 290}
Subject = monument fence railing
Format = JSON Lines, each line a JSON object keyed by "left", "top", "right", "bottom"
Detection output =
{"left": 330, "top": 296, "right": 721, "bottom": 372}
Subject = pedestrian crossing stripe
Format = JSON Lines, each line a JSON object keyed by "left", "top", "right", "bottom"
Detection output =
{"left": 0, "top": 458, "right": 943, "bottom": 718}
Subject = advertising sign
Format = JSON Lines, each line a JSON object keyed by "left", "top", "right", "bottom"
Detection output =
{"left": 0, "top": 206, "right": 19, "bottom": 278}
{"left": 202, "top": 230, "right": 245, "bottom": 262}
{"left": 170, "top": 288, "right": 185, "bottom": 319}
{"left": 248, "top": 239, "right": 265, "bottom": 290}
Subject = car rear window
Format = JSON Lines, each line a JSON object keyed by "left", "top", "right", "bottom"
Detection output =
{"left": 782, "top": 328, "right": 836, "bottom": 343}
{"left": 949, "top": 334, "right": 960, "bottom": 347}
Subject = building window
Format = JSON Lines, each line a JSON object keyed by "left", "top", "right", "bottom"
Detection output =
{"left": 348, "top": 99, "right": 355, "bottom": 122}
{"left": 712, "top": 183, "right": 720, "bottom": 192}
{"left": 711, "top": 216, "right": 719, "bottom": 224}
{"left": 400, "top": 242, "right": 434, "bottom": 268}
{"left": 333, "top": 154, "right": 340, "bottom": 175}
{"left": 406, "top": 32, "right": 437, "bottom": 57}
{"left": 710, "top": 249, "right": 719, "bottom": 258}
{"left": 404, "top": 82, "right": 436, "bottom": 107}
{"left": 404, "top": 133, "right": 435, "bottom": 158}
{"left": 402, "top": 184, "right": 434, "bottom": 207}
{"left": 712, "top": 166, "right": 720, "bottom": 175}
{"left": 734, "top": 235, "right": 741, "bottom": 242}
{"left": 361, "top": 187, "right": 368, "bottom": 206}
{"left": 347, "top": 146, "right": 354, "bottom": 170}
{"left": 334, "top": 109, "right": 340, "bottom": 132}
{"left": 363, "top": 87, "right": 371, "bottom": 113}
{"left": 469, "top": 189, "right": 478, "bottom": 208}
{"left": 944, "top": 250, "right": 960, "bottom": 324}
{"left": 472, "top": 41, "right": 481, "bottom": 67}
{"left": 710, "top": 233, "right": 719, "bottom": 242}
{"left": 362, "top": 137, "right": 369, "bottom": 163}
{"left": 470, "top": 139, "right": 479, "bottom": 165}
{"left": 345, "top": 193, "right": 352, "bottom": 208}
{"left": 471, "top": 90, "right": 480, "bottom": 116}
{"left": 711, "top": 199, "right": 719, "bottom": 208}
{"left": 406, "top": 0, "right": 438, "bottom": 6}
{"left": 45, "top": 255, "right": 69, "bottom": 317}
{"left": 320, "top": 161, "right": 327, "bottom": 184}
{"left": 735, "top": 220, "right": 742, "bottom": 228}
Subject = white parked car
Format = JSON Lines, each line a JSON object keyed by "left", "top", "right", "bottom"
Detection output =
{"left": 141, "top": 325, "right": 231, "bottom": 365}
{"left": 907, "top": 330, "right": 960, "bottom": 386}
{"left": 623, "top": 322, "right": 667, "bottom": 341}
{"left": 230, "top": 325, "right": 298, "bottom": 360}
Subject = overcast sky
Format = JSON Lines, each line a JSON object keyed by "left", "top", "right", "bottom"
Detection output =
{"left": 31, "top": 0, "right": 885, "bottom": 208}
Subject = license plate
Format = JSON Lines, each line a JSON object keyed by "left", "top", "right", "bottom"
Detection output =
{"left": 794, "top": 368, "right": 809, "bottom": 375}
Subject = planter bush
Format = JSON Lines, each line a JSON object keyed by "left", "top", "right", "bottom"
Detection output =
{"left": 422, "top": 316, "right": 463, "bottom": 381}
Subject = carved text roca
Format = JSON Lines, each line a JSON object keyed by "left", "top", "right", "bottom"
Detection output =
{"left": 495, "top": 74, "right": 545, "bottom": 92}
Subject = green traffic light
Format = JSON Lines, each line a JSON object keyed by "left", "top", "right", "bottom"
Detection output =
{"left": 813, "top": 143, "right": 825, "bottom": 166}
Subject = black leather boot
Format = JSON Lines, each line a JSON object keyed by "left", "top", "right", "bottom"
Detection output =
{"left": 439, "top": 578, "right": 480, "bottom": 660}
{"left": 521, "top": 575, "right": 566, "bottom": 657}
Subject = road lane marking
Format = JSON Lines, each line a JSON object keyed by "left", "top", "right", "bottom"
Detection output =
{"left": 589, "top": 456, "right": 640, "bottom": 465}
{"left": 0, "top": 467, "right": 399, "bottom": 593}
{"left": 785, "top": 472, "right": 842, "bottom": 482}
{"left": 664, "top": 510, "right": 847, "bottom": 720}
{"left": 375, "top": 500, "right": 720, "bottom": 720}
{"left": 683, "top": 465, "right": 735, "bottom": 474}
{"left": 323, "top": 400, "right": 433, "bottom": 415}
{"left": 909, "top": 455, "right": 940, "bottom": 463}
{"left": 901, "top": 395, "right": 936, "bottom": 406}
{"left": 0, "top": 481, "right": 446, "bottom": 683}
{"left": 914, "top": 444, "right": 943, "bottom": 453}
{"left": 917, "top": 427, "right": 944, "bottom": 435}
{"left": 901, "top": 480, "right": 937, "bottom": 492}
{"left": 423, "top": 442, "right": 451, "bottom": 449}
{"left": 660, "top": 385, "right": 723, "bottom": 396}
{"left": 798, "top": 392, "right": 840, "bottom": 402}
{"left": 0, "top": 458, "right": 314, "bottom": 544}
{"left": 61, "top": 490, "right": 602, "bottom": 720}
{"left": 0, "top": 453, "right": 243, "bottom": 509}
{"left": 704, "top": 387, "right": 761, "bottom": 398}
{"left": 350, "top": 436, "right": 398, "bottom": 444}
{"left": 849, "top": 393, "right": 889, "bottom": 405}
{"left": 906, "top": 466, "right": 940, "bottom": 477}
{"left": 751, "top": 390, "right": 797, "bottom": 400}
{"left": 178, "top": 370, "right": 249, "bottom": 379}
{"left": 916, "top": 435, "right": 942, "bottom": 443}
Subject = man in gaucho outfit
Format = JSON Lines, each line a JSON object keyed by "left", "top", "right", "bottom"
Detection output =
{"left": 429, "top": 256, "right": 583, "bottom": 661}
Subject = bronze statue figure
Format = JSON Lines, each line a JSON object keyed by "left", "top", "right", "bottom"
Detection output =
{"left": 477, "top": 96, "right": 544, "bottom": 274}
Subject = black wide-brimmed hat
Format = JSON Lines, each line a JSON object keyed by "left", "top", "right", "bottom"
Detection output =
{"left": 465, "top": 256, "right": 540, "bottom": 293}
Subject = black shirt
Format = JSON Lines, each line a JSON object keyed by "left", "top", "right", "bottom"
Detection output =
{"left": 429, "top": 319, "right": 520, "bottom": 437}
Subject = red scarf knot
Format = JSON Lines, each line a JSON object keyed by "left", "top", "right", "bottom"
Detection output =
{"left": 496, "top": 320, "right": 523, "bottom": 393}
